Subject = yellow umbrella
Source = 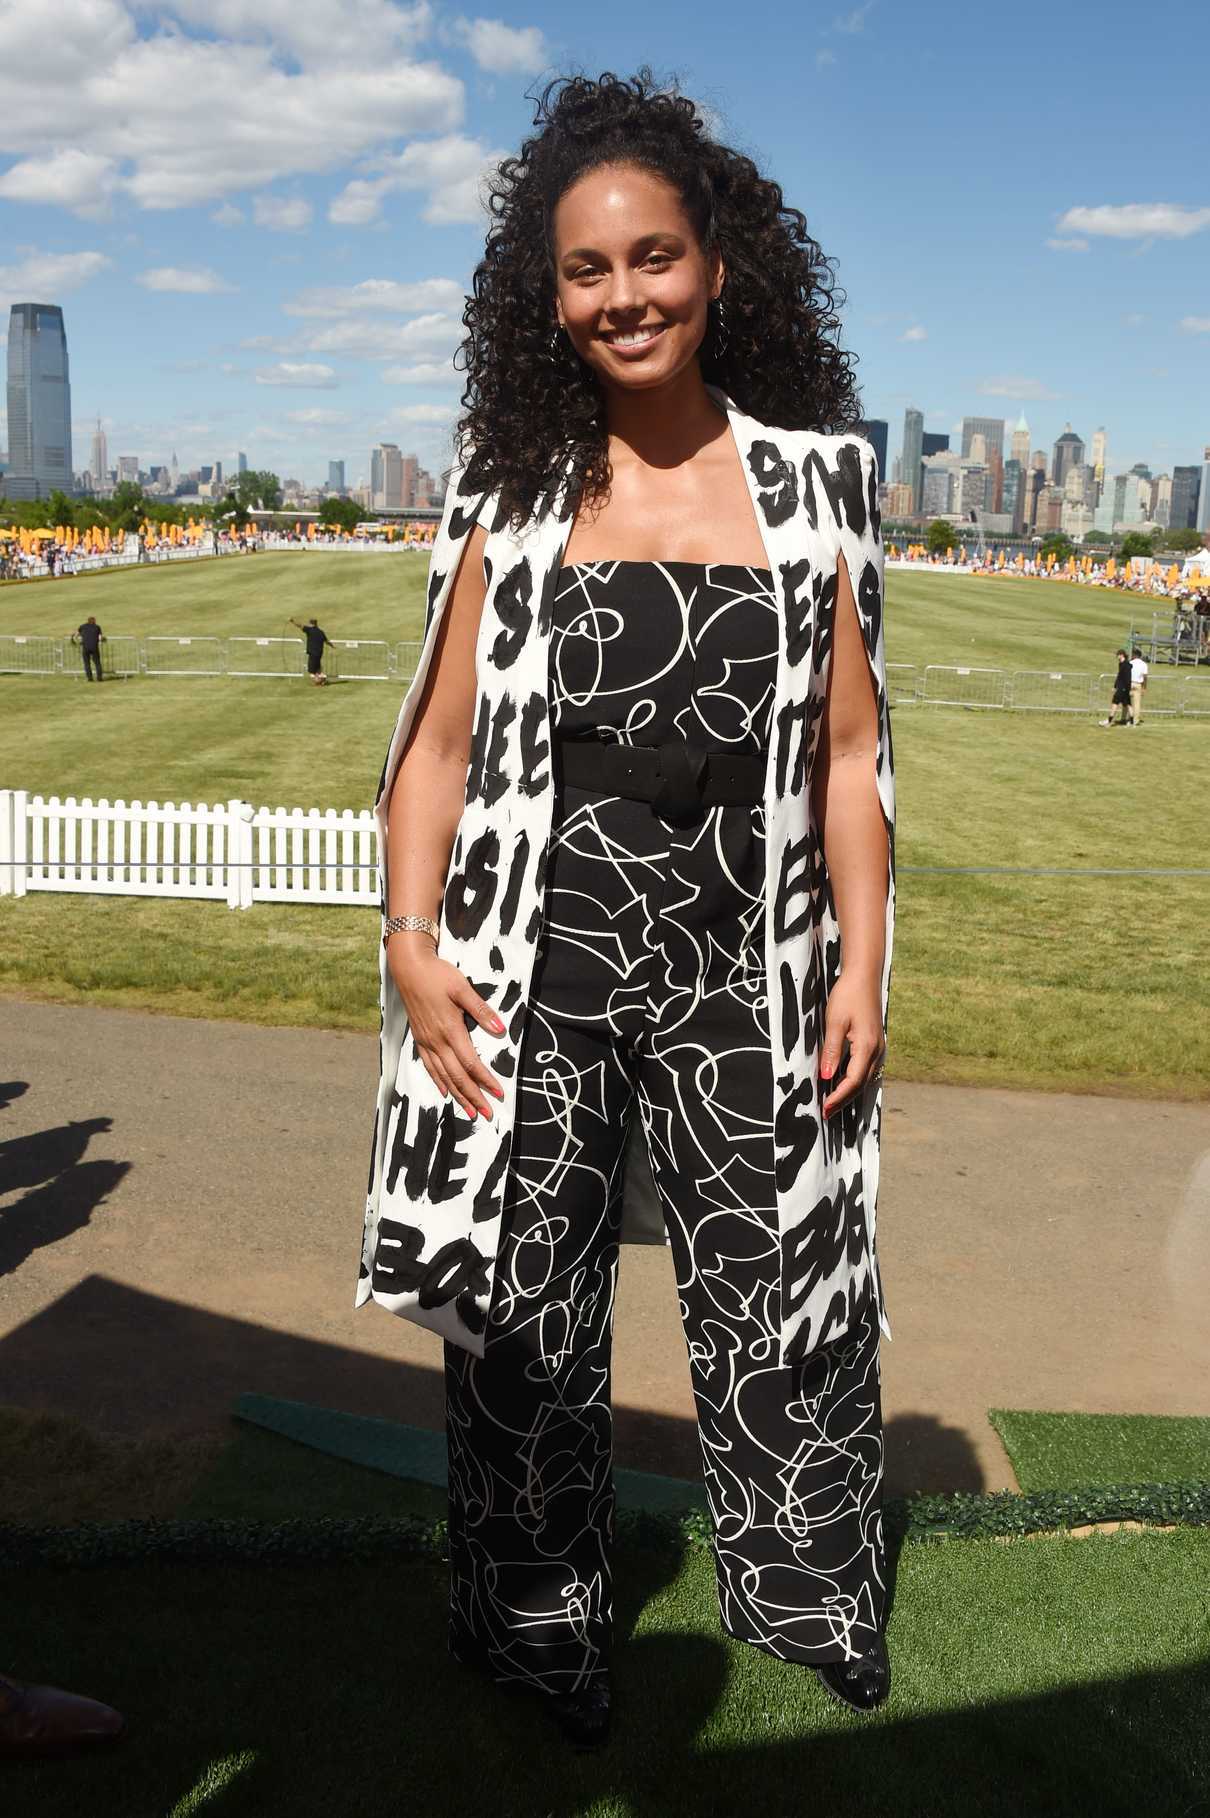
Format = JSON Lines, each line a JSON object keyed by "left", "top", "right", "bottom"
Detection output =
{"left": 29, "top": 526, "right": 57, "bottom": 539}
{"left": 0, "top": 527, "right": 14, "bottom": 540}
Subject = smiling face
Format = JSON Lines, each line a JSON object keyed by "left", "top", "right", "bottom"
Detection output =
{"left": 551, "top": 162, "right": 723, "bottom": 397}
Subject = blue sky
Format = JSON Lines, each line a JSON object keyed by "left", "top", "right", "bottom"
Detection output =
{"left": 1, "top": 0, "right": 1206, "bottom": 489}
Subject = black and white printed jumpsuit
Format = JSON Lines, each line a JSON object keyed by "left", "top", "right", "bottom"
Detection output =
{"left": 444, "top": 559, "right": 886, "bottom": 1692}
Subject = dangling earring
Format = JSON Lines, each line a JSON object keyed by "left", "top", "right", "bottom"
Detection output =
{"left": 548, "top": 325, "right": 567, "bottom": 365}
{"left": 709, "top": 294, "right": 730, "bottom": 358}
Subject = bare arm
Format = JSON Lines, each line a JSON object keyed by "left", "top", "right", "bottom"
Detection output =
{"left": 385, "top": 523, "right": 506, "bottom": 1121}
{"left": 811, "top": 549, "right": 889, "bottom": 1120}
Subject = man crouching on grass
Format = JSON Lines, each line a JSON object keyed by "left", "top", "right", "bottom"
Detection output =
{"left": 290, "top": 616, "right": 332, "bottom": 686}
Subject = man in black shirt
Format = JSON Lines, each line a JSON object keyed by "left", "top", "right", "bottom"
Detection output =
{"left": 289, "top": 616, "right": 333, "bottom": 686}
{"left": 71, "top": 616, "right": 104, "bottom": 682}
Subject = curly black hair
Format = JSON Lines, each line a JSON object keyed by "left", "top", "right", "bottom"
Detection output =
{"left": 455, "top": 69, "right": 863, "bottom": 526}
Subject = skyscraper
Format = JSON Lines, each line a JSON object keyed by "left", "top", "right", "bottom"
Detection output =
{"left": 961, "top": 417, "right": 1005, "bottom": 462}
{"left": 236, "top": 451, "right": 248, "bottom": 474}
{"left": 1002, "top": 458, "right": 1024, "bottom": 532}
{"left": 1010, "top": 412, "right": 1030, "bottom": 472}
{"left": 89, "top": 418, "right": 109, "bottom": 494}
{"left": 328, "top": 459, "right": 346, "bottom": 492}
{"left": 961, "top": 418, "right": 1003, "bottom": 514}
{"left": 1170, "top": 466, "right": 1201, "bottom": 532}
{"left": 856, "top": 418, "right": 888, "bottom": 483}
{"left": 1051, "top": 425, "right": 1085, "bottom": 491}
{"left": 1090, "top": 427, "right": 1107, "bottom": 490}
{"left": 901, "top": 407, "right": 924, "bottom": 513}
{"left": 371, "top": 442, "right": 404, "bottom": 510}
{"left": 401, "top": 453, "right": 419, "bottom": 508}
{"left": 5, "top": 302, "right": 73, "bottom": 501}
{"left": 921, "top": 431, "right": 950, "bottom": 456}
{"left": 1198, "top": 447, "right": 1210, "bottom": 535}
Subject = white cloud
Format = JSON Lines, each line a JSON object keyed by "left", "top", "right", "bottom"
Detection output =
{"left": 0, "top": 148, "right": 119, "bottom": 217}
{"left": 1046, "top": 236, "right": 1088, "bottom": 252}
{"left": 450, "top": 16, "right": 547, "bottom": 74}
{"left": 1180, "top": 315, "right": 1210, "bottom": 333}
{"left": 393, "top": 402, "right": 454, "bottom": 423}
{"left": 0, "top": 249, "right": 110, "bottom": 312}
{"left": 1121, "top": 311, "right": 1146, "bottom": 327}
{"left": 138, "top": 266, "right": 235, "bottom": 293}
{"left": 328, "top": 179, "right": 393, "bottom": 225}
{"left": 283, "top": 406, "right": 351, "bottom": 425}
{"left": 382, "top": 358, "right": 461, "bottom": 384}
{"left": 0, "top": 1, "right": 464, "bottom": 214}
{"left": 339, "top": 133, "right": 505, "bottom": 226}
{"left": 1055, "top": 203, "right": 1210, "bottom": 240}
{"left": 253, "top": 194, "right": 313, "bottom": 232}
{"left": 157, "top": 0, "right": 435, "bottom": 69}
{"left": 834, "top": 2, "right": 874, "bottom": 30}
{"left": 300, "top": 310, "right": 461, "bottom": 360}
{"left": 978, "top": 375, "right": 1060, "bottom": 401}
{"left": 211, "top": 201, "right": 245, "bottom": 227}
{"left": 284, "top": 277, "right": 464, "bottom": 316}
{"left": 254, "top": 361, "right": 339, "bottom": 386}
{"left": 815, "top": 48, "right": 836, "bottom": 66}
{"left": 900, "top": 324, "right": 927, "bottom": 342}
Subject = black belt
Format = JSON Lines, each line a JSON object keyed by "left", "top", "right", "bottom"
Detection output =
{"left": 555, "top": 735, "right": 767, "bottom": 827}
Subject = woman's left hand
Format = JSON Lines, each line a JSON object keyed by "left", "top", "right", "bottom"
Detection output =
{"left": 819, "top": 968, "right": 885, "bottom": 1121}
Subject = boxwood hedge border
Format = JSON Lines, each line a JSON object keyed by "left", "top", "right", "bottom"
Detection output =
{"left": 1, "top": 1480, "right": 1206, "bottom": 1570}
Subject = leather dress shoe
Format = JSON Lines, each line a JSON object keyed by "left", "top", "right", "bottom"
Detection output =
{"left": 451, "top": 1640, "right": 612, "bottom": 1750}
{"left": 0, "top": 1673, "right": 125, "bottom": 1757}
{"left": 813, "top": 1632, "right": 891, "bottom": 1712}
{"left": 543, "top": 1679, "right": 611, "bottom": 1751}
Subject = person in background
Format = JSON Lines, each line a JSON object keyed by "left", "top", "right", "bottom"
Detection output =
{"left": 290, "top": 615, "right": 333, "bottom": 686}
{"left": 1100, "top": 649, "right": 1132, "bottom": 727}
{"left": 71, "top": 615, "right": 104, "bottom": 682}
{"left": 1129, "top": 646, "right": 1149, "bottom": 726}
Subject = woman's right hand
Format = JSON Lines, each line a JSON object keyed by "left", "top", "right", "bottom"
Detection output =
{"left": 387, "top": 939, "right": 507, "bottom": 1121}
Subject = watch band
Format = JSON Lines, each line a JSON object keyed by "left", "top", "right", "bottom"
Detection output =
{"left": 383, "top": 913, "right": 439, "bottom": 948}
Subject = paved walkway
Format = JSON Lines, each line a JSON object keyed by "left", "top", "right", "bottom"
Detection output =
{"left": 2, "top": 999, "right": 1207, "bottom": 1496}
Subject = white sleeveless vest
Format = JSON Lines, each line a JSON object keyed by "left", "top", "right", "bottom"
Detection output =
{"left": 356, "top": 388, "right": 896, "bottom": 1367}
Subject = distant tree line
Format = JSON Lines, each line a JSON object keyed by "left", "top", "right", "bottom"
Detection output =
{"left": 916, "top": 520, "right": 1204, "bottom": 564}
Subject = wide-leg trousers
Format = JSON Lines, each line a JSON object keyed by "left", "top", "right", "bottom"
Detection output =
{"left": 443, "top": 778, "right": 887, "bottom": 1692}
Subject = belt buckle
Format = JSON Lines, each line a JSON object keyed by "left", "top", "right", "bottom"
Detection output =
{"left": 651, "top": 738, "right": 709, "bottom": 827}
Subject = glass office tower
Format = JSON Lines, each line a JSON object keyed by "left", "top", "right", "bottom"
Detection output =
{"left": 5, "top": 302, "right": 73, "bottom": 501}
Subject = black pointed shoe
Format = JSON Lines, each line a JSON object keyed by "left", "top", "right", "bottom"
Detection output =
{"left": 813, "top": 1632, "right": 890, "bottom": 1712}
{"left": 543, "top": 1678, "right": 612, "bottom": 1750}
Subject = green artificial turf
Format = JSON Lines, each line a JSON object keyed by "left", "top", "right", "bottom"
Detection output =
{"left": 989, "top": 1410, "right": 1210, "bottom": 1493}
{"left": 2, "top": 1530, "right": 1207, "bottom": 1818}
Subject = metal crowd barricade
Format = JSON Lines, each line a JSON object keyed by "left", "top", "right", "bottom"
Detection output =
{"left": 328, "top": 639, "right": 391, "bottom": 681}
{"left": 921, "top": 665, "right": 1008, "bottom": 709}
{"left": 99, "top": 635, "right": 141, "bottom": 678}
{"left": 1009, "top": 671, "right": 1096, "bottom": 715}
{"left": 1136, "top": 672, "right": 1185, "bottom": 719}
{"left": 1179, "top": 676, "right": 1210, "bottom": 717}
{"left": 885, "top": 663, "right": 920, "bottom": 705}
{"left": 0, "top": 634, "right": 59, "bottom": 675}
{"left": 226, "top": 636, "right": 307, "bottom": 678}
{"left": 143, "top": 635, "right": 226, "bottom": 677}
{"left": 393, "top": 640, "right": 423, "bottom": 683}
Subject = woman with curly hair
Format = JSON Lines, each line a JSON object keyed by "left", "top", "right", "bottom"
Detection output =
{"left": 358, "top": 70, "right": 897, "bottom": 1746}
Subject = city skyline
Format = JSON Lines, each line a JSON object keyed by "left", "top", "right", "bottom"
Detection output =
{"left": 0, "top": 1, "right": 1206, "bottom": 486}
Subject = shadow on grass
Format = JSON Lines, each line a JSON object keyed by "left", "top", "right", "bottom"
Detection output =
{"left": 0, "top": 1274, "right": 984, "bottom": 1498}
{"left": 1, "top": 1543, "right": 1205, "bottom": 1818}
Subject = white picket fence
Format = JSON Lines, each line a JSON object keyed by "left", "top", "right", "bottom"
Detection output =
{"left": 0, "top": 791, "right": 380, "bottom": 908}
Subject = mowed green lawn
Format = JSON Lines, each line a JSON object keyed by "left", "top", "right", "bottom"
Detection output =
{"left": 2, "top": 555, "right": 1207, "bottom": 1097}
